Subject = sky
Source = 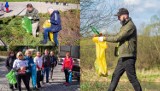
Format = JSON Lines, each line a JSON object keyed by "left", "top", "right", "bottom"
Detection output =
{"left": 123, "top": 0, "right": 160, "bottom": 29}
{"left": 81, "top": 0, "right": 160, "bottom": 34}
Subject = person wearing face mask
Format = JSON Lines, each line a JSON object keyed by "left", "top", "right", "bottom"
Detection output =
{"left": 97, "top": 8, "right": 142, "bottom": 91}
{"left": 12, "top": 52, "right": 31, "bottom": 91}
{"left": 5, "top": 51, "right": 17, "bottom": 90}
{"left": 25, "top": 3, "right": 40, "bottom": 37}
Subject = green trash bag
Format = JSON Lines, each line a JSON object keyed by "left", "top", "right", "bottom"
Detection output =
{"left": 6, "top": 70, "right": 17, "bottom": 85}
{"left": 22, "top": 17, "right": 32, "bottom": 33}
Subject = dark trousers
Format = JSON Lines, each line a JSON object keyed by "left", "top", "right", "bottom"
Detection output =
{"left": 43, "top": 67, "right": 50, "bottom": 83}
{"left": 37, "top": 70, "right": 41, "bottom": 88}
{"left": 16, "top": 74, "right": 30, "bottom": 91}
{"left": 43, "top": 28, "right": 59, "bottom": 45}
{"left": 9, "top": 83, "right": 17, "bottom": 89}
{"left": 50, "top": 66, "right": 55, "bottom": 79}
{"left": 108, "top": 57, "right": 142, "bottom": 91}
{"left": 64, "top": 69, "right": 70, "bottom": 83}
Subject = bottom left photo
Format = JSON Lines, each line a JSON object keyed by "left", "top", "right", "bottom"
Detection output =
{"left": 0, "top": 46, "right": 80, "bottom": 91}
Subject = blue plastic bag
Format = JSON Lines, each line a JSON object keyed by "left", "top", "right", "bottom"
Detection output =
{"left": 68, "top": 71, "right": 72, "bottom": 83}
{"left": 31, "top": 64, "right": 37, "bottom": 87}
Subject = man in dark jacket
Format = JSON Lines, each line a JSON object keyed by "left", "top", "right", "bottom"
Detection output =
{"left": 40, "top": 7, "right": 62, "bottom": 46}
{"left": 25, "top": 3, "right": 40, "bottom": 37}
{"left": 42, "top": 49, "right": 51, "bottom": 83}
{"left": 50, "top": 51, "right": 57, "bottom": 80}
{"left": 98, "top": 8, "right": 142, "bottom": 91}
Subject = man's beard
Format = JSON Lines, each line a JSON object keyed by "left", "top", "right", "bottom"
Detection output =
{"left": 120, "top": 18, "right": 126, "bottom": 25}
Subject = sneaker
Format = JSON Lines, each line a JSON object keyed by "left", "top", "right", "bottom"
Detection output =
{"left": 40, "top": 40, "right": 47, "bottom": 44}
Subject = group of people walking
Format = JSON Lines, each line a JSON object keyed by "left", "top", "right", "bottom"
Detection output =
{"left": 5, "top": 49, "right": 73, "bottom": 91}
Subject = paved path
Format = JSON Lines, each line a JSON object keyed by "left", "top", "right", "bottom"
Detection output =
{"left": 0, "top": 56, "right": 80, "bottom": 91}
{"left": 0, "top": 2, "right": 80, "bottom": 18}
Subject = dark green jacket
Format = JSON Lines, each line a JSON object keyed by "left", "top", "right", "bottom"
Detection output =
{"left": 105, "top": 17, "right": 137, "bottom": 58}
{"left": 25, "top": 8, "right": 39, "bottom": 23}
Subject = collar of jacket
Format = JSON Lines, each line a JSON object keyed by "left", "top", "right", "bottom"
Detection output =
{"left": 28, "top": 8, "right": 35, "bottom": 13}
{"left": 122, "top": 17, "right": 131, "bottom": 26}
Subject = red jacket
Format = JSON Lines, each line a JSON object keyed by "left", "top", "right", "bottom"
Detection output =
{"left": 62, "top": 57, "right": 73, "bottom": 70}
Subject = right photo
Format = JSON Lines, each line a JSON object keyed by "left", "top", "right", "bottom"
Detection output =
{"left": 80, "top": 0, "right": 160, "bottom": 91}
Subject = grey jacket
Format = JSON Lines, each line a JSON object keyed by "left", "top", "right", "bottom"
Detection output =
{"left": 25, "top": 8, "right": 40, "bottom": 23}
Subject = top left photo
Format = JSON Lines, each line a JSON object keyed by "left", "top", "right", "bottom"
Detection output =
{"left": 0, "top": 0, "right": 80, "bottom": 46}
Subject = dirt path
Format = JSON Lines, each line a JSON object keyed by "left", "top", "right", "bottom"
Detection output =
{"left": 0, "top": 56, "right": 80, "bottom": 91}
{"left": 0, "top": 2, "right": 79, "bottom": 18}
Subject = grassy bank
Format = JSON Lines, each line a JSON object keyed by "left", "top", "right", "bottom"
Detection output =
{"left": 80, "top": 37, "right": 160, "bottom": 90}
{"left": 0, "top": 0, "right": 80, "bottom": 4}
{"left": 0, "top": 9, "right": 80, "bottom": 46}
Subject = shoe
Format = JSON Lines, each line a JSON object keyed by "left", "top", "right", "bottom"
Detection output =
{"left": 32, "top": 87, "right": 39, "bottom": 90}
{"left": 65, "top": 82, "right": 69, "bottom": 86}
{"left": 40, "top": 40, "right": 47, "bottom": 44}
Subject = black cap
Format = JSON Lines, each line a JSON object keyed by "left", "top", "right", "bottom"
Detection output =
{"left": 114, "top": 8, "right": 129, "bottom": 16}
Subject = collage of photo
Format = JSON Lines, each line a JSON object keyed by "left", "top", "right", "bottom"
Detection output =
{"left": 0, "top": 0, "right": 160, "bottom": 91}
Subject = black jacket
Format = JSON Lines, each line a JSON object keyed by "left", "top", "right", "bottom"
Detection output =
{"left": 5, "top": 56, "right": 16, "bottom": 71}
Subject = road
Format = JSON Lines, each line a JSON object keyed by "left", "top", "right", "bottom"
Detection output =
{"left": 0, "top": 2, "right": 80, "bottom": 18}
{"left": 0, "top": 56, "right": 80, "bottom": 91}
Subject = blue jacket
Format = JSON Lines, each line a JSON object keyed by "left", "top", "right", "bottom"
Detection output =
{"left": 5, "top": 2, "right": 9, "bottom": 8}
{"left": 25, "top": 56, "right": 34, "bottom": 73}
{"left": 50, "top": 10, "right": 62, "bottom": 33}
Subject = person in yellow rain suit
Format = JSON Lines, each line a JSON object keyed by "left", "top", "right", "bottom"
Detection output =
{"left": 97, "top": 8, "right": 142, "bottom": 91}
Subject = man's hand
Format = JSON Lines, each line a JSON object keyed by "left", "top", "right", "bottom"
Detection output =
{"left": 28, "top": 17, "right": 32, "bottom": 19}
{"left": 98, "top": 37, "right": 105, "bottom": 42}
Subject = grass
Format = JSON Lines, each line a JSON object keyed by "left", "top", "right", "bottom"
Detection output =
{"left": 80, "top": 37, "right": 160, "bottom": 91}
{"left": 0, "top": 9, "right": 80, "bottom": 46}
{"left": 0, "top": 0, "right": 80, "bottom": 4}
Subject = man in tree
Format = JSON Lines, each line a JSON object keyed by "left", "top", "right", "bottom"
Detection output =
{"left": 98, "top": 8, "right": 142, "bottom": 91}
{"left": 25, "top": 3, "right": 40, "bottom": 37}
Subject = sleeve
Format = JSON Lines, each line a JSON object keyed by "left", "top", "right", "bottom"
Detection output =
{"left": 50, "top": 12, "right": 59, "bottom": 25}
{"left": 33, "top": 57, "right": 37, "bottom": 64}
{"left": 70, "top": 58, "right": 73, "bottom": 70}
{"left": 105, "top": 24, "right": 134, "bottom": 43}
{"left": 5, "top": 57, "right": 9, "bottom": 69}
{"left": 12, "top": 60, "right": 17, "bottom": 69}
{"left": 32, "top": 9, "right": 39, "bottom": 20}
{"left": 25, "top": 11, "right": 29, "bottom": 17}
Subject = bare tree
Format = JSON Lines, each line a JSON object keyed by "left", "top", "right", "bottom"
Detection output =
{"left": 80, "top": 0, "right": 122, "bottom": 36}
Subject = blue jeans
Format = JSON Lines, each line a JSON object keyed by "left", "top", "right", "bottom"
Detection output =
{"left": 42, "top": 67, "right": 50, "bottom": 83}
{"left": 43, "top": 28, "right": 59, "bottom": 45}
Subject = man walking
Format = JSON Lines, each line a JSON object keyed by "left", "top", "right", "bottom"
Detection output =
{"left": 98, "top": 8, "right": 142, "bottom": 91}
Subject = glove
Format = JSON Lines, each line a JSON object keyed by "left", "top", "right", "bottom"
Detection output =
{"left": 28, "top": 17, "right": 32, "bottom": 19}
{"left": 48, "top": 20, "right": 51, "bottom": 23}
{"left": 98, "top": 37, "right": 104, "bottom": 42}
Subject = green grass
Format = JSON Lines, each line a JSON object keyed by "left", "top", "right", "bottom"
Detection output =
{"left": 80, "top": 37, "right": 160, "bottom": 91}
{"left": 0, "top": 9, "right": 80, "bottom": 46}
{"left": 81, "top": 81, "right": 160, "bottom": 91}
{"left": 0, "top": 0, "right": 80, "bottom": 4}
